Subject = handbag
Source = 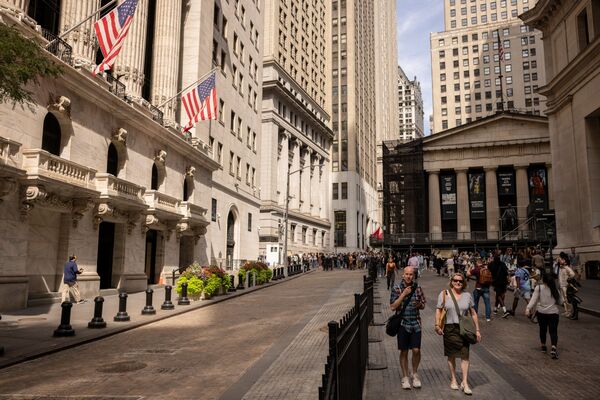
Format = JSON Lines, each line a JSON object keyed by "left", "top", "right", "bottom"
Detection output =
{"left": 385, "top": 286, "right": 416, "bottom": 337}
{"left": 436, "top": 290, "right": 447, "bottom": 331}
{"left": 448, "top": 290, "right": 478, "bottom": 344}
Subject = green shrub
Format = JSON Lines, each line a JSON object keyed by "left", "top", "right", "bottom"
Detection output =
{"left": 222, "top": 274, "right": 232, "bottom": 290}
{"left": 203, "top": 274, "right": 222, "bottom": 297}
{"left": 175, "top": 275, "right": 204, "bottom": 296}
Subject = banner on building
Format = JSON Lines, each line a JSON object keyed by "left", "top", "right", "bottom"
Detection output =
{"left": 440, "top": 173, "right": 457, "bottom": 220}
{"left": 528, "top": 166, "right": 548, "bottom": 212}
{"left": 468, "top": 172, "right": 486, "bottom": 219}
{"left": 497, "top": 171, "right": 515, "bottom": 196}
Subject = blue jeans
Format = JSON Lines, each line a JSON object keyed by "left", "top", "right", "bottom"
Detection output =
{"left": 473, "top": 287, "right": 491, "bottom": 319}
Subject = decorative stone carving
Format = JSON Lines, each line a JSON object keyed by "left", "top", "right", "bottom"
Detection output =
{"left": 48, "top": 95, "right": 71, "bottom": 117}
{"left": 112, "top": 128, "right": 128, "bottom": 145}
{"left": 71, "top": 198, "right": 95, "bottom": 228}
{"left": 193, "top": 225, "right": 208, "bottom": 244}
{"left": 185, "top": 165, "right": 195, "bottom": 177}
{"left": 0, "top": 177, "right": 18, "bottom": 203}
{"left": 142, "top": 214, "right": 160, "bottom": 235}
{"left": 154, "top": 149, "right": 167, "bottom": 165}
{"left": 24, "top": 185, "right": 48, "bottom": 202}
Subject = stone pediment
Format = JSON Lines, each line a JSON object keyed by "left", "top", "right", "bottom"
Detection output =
{"left": 423, "top": 113, "right": 549, "bottom": 151}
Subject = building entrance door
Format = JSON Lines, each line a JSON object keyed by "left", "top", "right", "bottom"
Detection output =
{"left": 226, "top": 212, "right": 235, "bottom": 267}
{"left": 97, "top": 222, "right": 115, "bottom": 289}
{"left": 145, "top": 230, "right": 158, "bottom": 284}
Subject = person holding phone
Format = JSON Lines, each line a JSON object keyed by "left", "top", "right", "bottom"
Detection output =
{"left": 62, "top": 254, "right": 85, "bottom": 304}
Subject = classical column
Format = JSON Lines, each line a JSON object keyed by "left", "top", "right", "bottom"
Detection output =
{"left": 319, "top": 156, "right": 328, "bottom": 220}
{"left": 59, "top": 0, "right": 99, "bottom": 69}
{"left": 6, "top": 0, "right": 29, "bottom": 11}
{"left": 150, "top": 0, "right": 182, "bottom": 121}
{"left": 114, "top": 0, "right": 148, "bottom": 98}
{"left": 515, "top": 164, "right": 529, "bottom": 232}
{"left": 301, "top": 148, "right": 312, "bottom": 214}
{"left": 277, "top": 131, "right": 289, "bottom": 206}
{"left": 289, "top": 139, "right": 300, "bottom": 210}
{"left": 485, "top": 167, "right": 500, "bottom": 240}
{"left": 456, "top": 169, "right": 471, "bottom": 240}
{"left": 428, "top": 170, "right": 442, "bottom": 240}
{"left": 546, "top": 163, "right": 554, "bottom": 210}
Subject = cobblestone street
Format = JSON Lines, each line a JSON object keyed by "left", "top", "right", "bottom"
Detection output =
{"left": 0, "top": 269, "right": 598, "bottom": 399}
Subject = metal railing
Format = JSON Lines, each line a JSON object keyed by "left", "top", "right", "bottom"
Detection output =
{"left": 319, "top": 276, "right": 373, "bottom": 400}
{"left": 105, "top": 74, "right": 127, "bottom": 100}
{"left": 370, "top": 229, "right": 554, "bottom": 246}
{"left": 149, "top": 104, "right": 164, "bottom": 125}
{"left": 41, "top": 29, "right": 72, "bottom": 65}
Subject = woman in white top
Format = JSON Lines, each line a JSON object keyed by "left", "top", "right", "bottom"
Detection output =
{"left": 525, "top": 273, "right": 563, "bottom": 359}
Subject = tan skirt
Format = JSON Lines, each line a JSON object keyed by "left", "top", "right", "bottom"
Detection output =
{"left": 443, "top": 323, "right": 469, "bottom": 359}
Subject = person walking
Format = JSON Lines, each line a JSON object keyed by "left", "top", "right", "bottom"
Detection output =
{"left": 62, "top": 254, "right": 85, "bottom": 304}
{"left": 467, "top": 259, "right": 493, "bottom": 322}
{"left": 488, "top": 255, "right": 510, "bottom": 318}
{"left": 525, "top": 273, "right": 563, "bottom": 359}
{"left": 435, "top": 272, "right": 481, "bottom": 395}
{"left": 386, "top": 257, "right": 398, "bottom": 290}
{"left": 556, "top": 252, "right": 575, "bottom": 316}
{"left": 507, "top": 261, "right": 532, "bottom": 317}
{"left": 390, "top": 267, "right": 426, "bottom": 390}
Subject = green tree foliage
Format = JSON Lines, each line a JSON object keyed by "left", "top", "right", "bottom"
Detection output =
{"left": 0, "top": 24, "right": 62, "bottom": 105}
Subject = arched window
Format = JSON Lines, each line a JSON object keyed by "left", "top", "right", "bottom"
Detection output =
{"left": 41, "top": 113, "right": 61, "bottom": 156}
{"left": 183, "top": 178, "right": 190, "bottom": 201}
{"left": 107, "top": 143, "right": 119, "bottom": 176}
{"left": 151, "top": 164, "right": 159, "bottom": 190}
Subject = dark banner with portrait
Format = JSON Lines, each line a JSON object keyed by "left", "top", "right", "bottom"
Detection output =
{"left": 497, "top": 171, "right": 515, "bottom": 196}
{"left": 468, "top": 172, "right": 486, "bottom": 219}
{"left": 440, "top": 173, "right": 457, "bottom": 220}
{"left": 528, "top": 166, "right": 548, "bottom": 212}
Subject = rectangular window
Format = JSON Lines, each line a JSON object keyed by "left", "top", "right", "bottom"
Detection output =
{"left": 332, "top": 183, "right": 339, "bottom": 199}
{"left": 341, "top": 182, "right": 348, "bottom": 199}
{"left": 334, "top": 210, "right": 346, "bottom": 247}
{"left": 578, "top": 9, "right": 591, "bottom": 50}
{"left": 247, "top": 213, "right": 252, "bottom": 231}
{"left": 211, "top": 198, "right": 217, "bottom": 222}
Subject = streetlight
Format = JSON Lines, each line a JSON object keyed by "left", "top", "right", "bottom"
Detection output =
{"left": 283, "top": 163, "right": 324, "bottom": 271}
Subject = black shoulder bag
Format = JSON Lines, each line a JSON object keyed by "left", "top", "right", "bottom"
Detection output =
{"left": 386, "top": 287, "right": 416, "bottom": 337}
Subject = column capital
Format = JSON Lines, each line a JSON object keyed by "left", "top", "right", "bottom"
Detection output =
{"left": 483, "top": 166, "right": 497, "bottom": 172}
{"left": 514, "top": 163, "right": 529, "bottom": 170}
{"left": 427, "top": 169, "right": 440, "bottom": 174}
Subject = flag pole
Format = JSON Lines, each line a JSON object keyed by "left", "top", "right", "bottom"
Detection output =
{"left": 496, "top": 29, "right": 505, "bottom": 112}
{"left": 46, "top": 0, "right": 118, "bottom": 48}
{"left": 157, "top": 67, "right": 218, "bottom": 109}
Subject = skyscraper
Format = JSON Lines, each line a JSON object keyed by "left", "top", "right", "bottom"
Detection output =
{"left": 258, "top": 0, "right": 332, "bottom": 263}
{"left": 397, "top": 66, "right": 425, "bottom": 141}
{"left": 430, "top": 0, "right": 546, "bottom": 133}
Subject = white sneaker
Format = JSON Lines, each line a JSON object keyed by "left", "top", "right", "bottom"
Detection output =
{"left": 412, "top": 374, "right": 422, "bottom": 388}
{"left": 402, "top": 377, "right": 411, "bottom": 390}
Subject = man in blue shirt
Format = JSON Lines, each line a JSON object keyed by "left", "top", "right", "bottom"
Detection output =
{"left": 390, "top": 267, "right": 426, "bottom": 390}
{"left": 507, "top": 261, "right": 531, "bottom": 316}
{"left": 62, "top": 255, "right": 85, "bottom": 304}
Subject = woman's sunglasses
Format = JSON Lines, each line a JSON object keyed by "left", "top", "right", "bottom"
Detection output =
{"left": 452, "top": 279, "right": 464, "bottom": 284}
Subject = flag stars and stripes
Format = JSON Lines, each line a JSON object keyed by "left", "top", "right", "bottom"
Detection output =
{"left": 181, "top": 73, "right": 218, "bottom": 133}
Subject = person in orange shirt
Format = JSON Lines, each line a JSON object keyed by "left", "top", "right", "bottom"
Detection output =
{"left": 386, "top": 257, "right": 398, "bottom": 290}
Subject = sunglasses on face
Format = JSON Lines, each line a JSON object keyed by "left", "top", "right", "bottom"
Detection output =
{"left": 452, "top": 279, "right": 464, "bottom": 284}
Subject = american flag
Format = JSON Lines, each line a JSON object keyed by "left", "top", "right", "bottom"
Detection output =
{"left": 93, "top": 0, "right": 139, "bottom": 75}
{"left": 181, "top": 73, "right": 217, "bottom": 132}
{"left": 499, "top": 42, "right": 505, "bottom": 61}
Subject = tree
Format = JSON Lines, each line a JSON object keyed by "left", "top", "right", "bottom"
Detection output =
{"left": 0, "top": 23, "right": 62, "bottom": 105}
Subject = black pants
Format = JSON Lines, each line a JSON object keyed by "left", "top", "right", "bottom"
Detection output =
{"left": 386, "top": 273, "right": 394, "bottom": 290}
{"left": 537, "top": 313, "right": 559, "bottom": 346}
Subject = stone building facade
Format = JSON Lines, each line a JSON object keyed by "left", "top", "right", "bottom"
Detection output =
{"left": 430, "top": 0, "right": 546, "bottom": 134}
{"left": 397, "top": 66, "right": 425, "bottom": 141}
{"left": 521, "top": 0, "right": 600, "bottom": 264}
{"left": 258, "top": 0, "right": 332, "bottom": 264}
{"left": 0, "top": 0, "right": 261, "bottom": 311}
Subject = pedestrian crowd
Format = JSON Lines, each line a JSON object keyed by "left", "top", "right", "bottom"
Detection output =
{"left": 383, "top": 246, "right": 583, "bottom": 395}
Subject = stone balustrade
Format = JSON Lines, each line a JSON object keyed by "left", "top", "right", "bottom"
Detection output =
{"left": 22, "top": 149, "right": 96, "bottom": 189}
{"left": 179, "top": 201, "right": 208, "bottom": 222}
{"left": 95, "top": 173, "right": 145, "bottom": 202}
{"left": 144, "top": 190, "right": 180, "bottom": 215}
{"left": 0, "top": 136, "right": 21, "bottom": 168}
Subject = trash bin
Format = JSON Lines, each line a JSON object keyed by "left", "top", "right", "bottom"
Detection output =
{"left": 585, "top": 261, "right": 600, "bottom": 280}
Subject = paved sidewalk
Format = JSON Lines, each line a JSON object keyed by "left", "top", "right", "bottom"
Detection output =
{"left": 579, "top": 279, "right": 600, "bottom": 316}
{"left": 0, "top": 270, "right": 313, "bottom": 369}
{"left": 365, "top": 269, "right": 600, "bottom": 400}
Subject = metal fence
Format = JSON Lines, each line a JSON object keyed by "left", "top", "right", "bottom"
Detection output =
{"left": 319, "top": 276, "right": 373, "bottom": 400}
{"left": 41, "top": 29, "right": 72, "bottom": 65}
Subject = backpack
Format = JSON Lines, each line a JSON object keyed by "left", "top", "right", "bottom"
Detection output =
{"left": 479, "top": 267, "right": 493, "bottom": 286}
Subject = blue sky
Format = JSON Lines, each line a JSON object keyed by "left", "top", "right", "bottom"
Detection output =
{"left": 396, "top": 0, "right": 445, "bottom": 135}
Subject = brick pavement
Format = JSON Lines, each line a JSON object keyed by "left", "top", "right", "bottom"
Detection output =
{"left": 364, "top": 270, "right": 600, "bottom": 400}
{"left": 239, "top": 278, "right": 363, "bottom": 400}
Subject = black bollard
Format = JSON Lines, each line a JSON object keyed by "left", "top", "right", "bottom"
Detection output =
{"left": 142, "top": 288, "right": 156, "bottom": 315}
{"left": 88, "top": 296, "right": 107, "bottom": 329}
{"left": 178, "top": 282, "right": 191, "bottom": 305}
{"left": 53, "top": 301, "right": 75, "bottom": 337}
{"left": 228, "top": 275, "right": 236, "bottom": 292}
{"left": 161, "top": 285, "right": 175, "bottom": 310}
{"left": 114, "top": 292, "right": 130, "bottom": 322}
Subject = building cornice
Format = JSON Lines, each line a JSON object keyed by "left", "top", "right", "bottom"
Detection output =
{"left": 538, "top": 38, "right": 600, "bottom": 114}
{"left": 259, "top": 203, "right": 331, "bottom": 229}
{"left": 423, "top": 137, "right": 551, "bottom": 152}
